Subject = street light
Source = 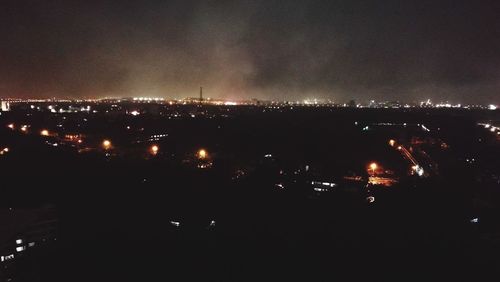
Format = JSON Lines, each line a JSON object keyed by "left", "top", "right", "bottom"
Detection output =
{"left": 198, "top": 149, "right": 207, "bottom": 159}
{"left": 369, "top": 162, "right": 378, "bottom": 175}
{"left": 102, "top": 139, "right": 112, "bottom": 150}
{"left": 150, "top": 145, "right": 159, "bottom": 155}
{"left": 389, "top": 139, "right": 396, "bottom": 147}
{"left": 40, "top": 129, "right": 49, "bottom": 136}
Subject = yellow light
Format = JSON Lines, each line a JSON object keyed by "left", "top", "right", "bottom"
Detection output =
{"left": 7, "top": 124, "right": 14, "bottom": 129}
{"left": 150, "top": 145, "right": 159, "bottom": 155}
{"left": 102, "top": 140, "right": 111, "bottom": 149}
{"left": 198, "top": 149, "right": 207, "bottom": 159}
{"left": 370, "top": 163, "right": 377, "bottom": 171}
{"left": 21, "top": 125, "right": 28, "bottom": 132}
{"left": 41, "top": 130, "right": 49, "bottom": 136}
{"left": 389, "top": 139, "right": 396, "bottom": 146}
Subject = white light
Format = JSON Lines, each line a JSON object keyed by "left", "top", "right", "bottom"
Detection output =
{"left": 470, "top": 218, "right": 479, "bottom": 223}
{"left": 28, "top": 242, "right": 35, "bottom": 247}
{"left": 16, "top": 246, "right": 25, "bottom": 252}
{"left": 16, "top": 239, "right": 22, "bottom": 245}
{"left": 209, "top": 220, "right": 216, "bottom": 227}
{"left": 417, "top": 167, "right": 424, "bottom": 177}
{"left": 3, "top": 254, "right": 14, "bottom": 261}
{"left": 170, "top": 221, "right": 180, "bottom": 227}
{"left": 367, "top": 196, "right": 375, "bottom": 203}
{"left": 314, "top": 187, "right": 327, "bottom": 192}
{"left": 488, "top": 105, "right": 497, "bottom": 110}
{"left": 130, "top": 110, "right": 140, "bottom": 116}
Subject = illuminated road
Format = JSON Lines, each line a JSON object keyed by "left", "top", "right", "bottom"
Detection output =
{"left": 395, "top": 143, "right": 427, "bottom": 177}
{"left": 399, "top": 145, "right": 418, "bottom": 166}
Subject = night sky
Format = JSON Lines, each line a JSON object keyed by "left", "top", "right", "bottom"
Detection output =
{"left": 1, "top": 0, "right": 499, "bottom": 103}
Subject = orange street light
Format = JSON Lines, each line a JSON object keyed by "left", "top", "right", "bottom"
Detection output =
{"left": 369, "top": 162, "right": 378, "bottom": 176}
{"left": 102, "top": 139, "right": 112, "bottom": 150}
{"left": 150, "top": 145, "right": 159, "bottom": 155}
{"left": 198, "top": 149, "right": 207, "bottom": 159}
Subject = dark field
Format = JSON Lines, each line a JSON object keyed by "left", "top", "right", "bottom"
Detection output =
{"left": 1, "top": 106, "right": 500, "bottom": 281}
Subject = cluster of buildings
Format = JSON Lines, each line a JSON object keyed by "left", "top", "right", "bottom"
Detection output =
{"left": 0, "top": 97, "right": 497, "bottom": 111}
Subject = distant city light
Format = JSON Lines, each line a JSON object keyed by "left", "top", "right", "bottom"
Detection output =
{"left": 40, "top": 129, "right": 49, "bottom": 136}
{"left": 20, "top": 125, "right": 28, "bottom": 132}
{"left": 7, "top": 123, "right": 14, "bottom": 129}
{"left": 130, "top": 110, "right": 140, "bottom": 116}
{"left": 488, "top": 104, "right": 497, "bottom": 110}
{"left": 389, "top": 139, "right": 396, "bottom": 146}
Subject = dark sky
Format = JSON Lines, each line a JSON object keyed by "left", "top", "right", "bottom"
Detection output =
{"left": 1, "top": 0, "right": 499, "bottom": 103}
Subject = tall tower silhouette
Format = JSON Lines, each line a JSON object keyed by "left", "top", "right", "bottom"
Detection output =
{"left": 199, "top": 87, "right": 203, "bottom": 103}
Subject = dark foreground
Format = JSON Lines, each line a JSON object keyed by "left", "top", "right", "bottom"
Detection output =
{"left": 1, "top": 107, "right": 499, "bottom": 281}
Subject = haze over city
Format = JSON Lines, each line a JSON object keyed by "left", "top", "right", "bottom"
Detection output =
{"left": 1, "top": 0, "right": 499, "bottom": 103}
